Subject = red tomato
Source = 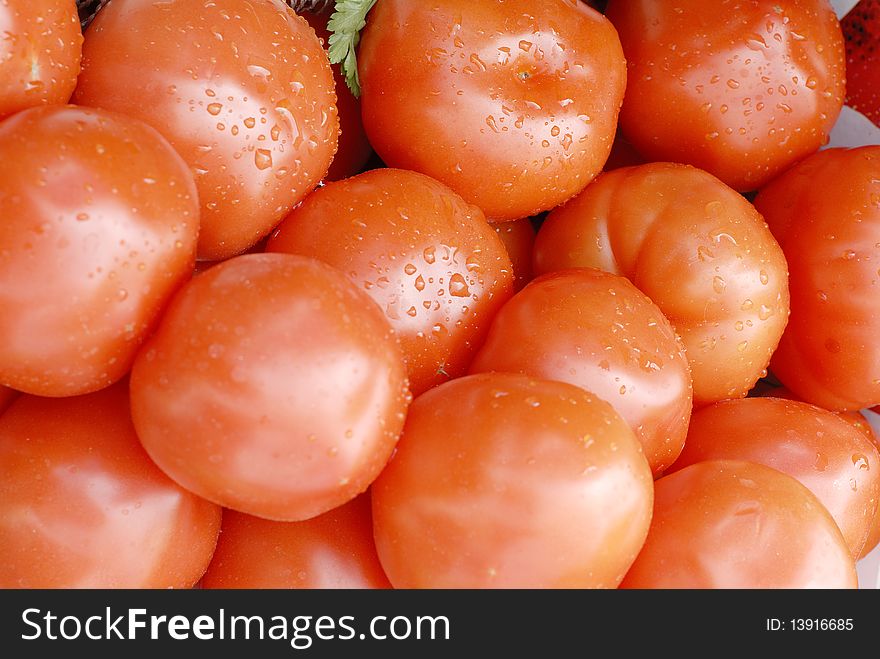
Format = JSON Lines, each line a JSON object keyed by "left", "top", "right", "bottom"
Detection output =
{"left": 470, "top": 269, "right": 692, "bottom": 476}
{"left": 372, "top": 373, "right": 653, "bottom": 588}
{"left": 0, "top": 0, "right": 82, "bottom": 119}
{"left": 754, "top": 146, "right": 880, "bottom": 410}
{"left": 670, "top": 397, "right": 880, "bottom": 558}
{"left": 842, "top": 0, "right": 880, "bottom": 125}
{"left": 74, "top": 0, "right": 338, "bottom": 260}
{"left": 0, "top": 386, "right": 17, "bottom": 416}
{"left": 606, "top": 0, "right": 846, "bottom": 191}
{"left": 493, "top": 217, "right": 536, "bottom": 291}
{"left": 301, "top": 10, "right": 372, "bottom": 180}
{"left": 534, "top": 163, "right": 790, "bottom": 406}
{"left": 861, "top": 411, "right": 880, "bottom": 558}
{"left": 621, "top": 460, "right": 857, "bottom": 589}
{"left": 0, "top": 106, "right": 198, "bottom": 397}
{"left": 130, "top": 253, "right": 410, "bottom": 521}
{"left": 358, "top": 0, "right": 627, "bottom": 221}
{"left": 201, "top": 494, "right": 390, "bottom": 589}
{"left": 267, "top": 168, "right": 513, "bottom": 396}
{"left": 0, "top": 383, "right": 221, "bottom": 588}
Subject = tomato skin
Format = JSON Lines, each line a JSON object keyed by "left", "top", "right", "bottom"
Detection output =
{"left": 621, "top": 460, "right": 857, "bottom": 589}
{"left": 201, "top": 494, "right": 390, "bottom": 589}
{"left": 493, "top": 217, "right": 536, "bottom": 291}
{"left": 267, "top": 168, "right": 513, "bottom": 396}
{"left": 0, "top": 386, "right": 17, "bottom": 416}
{"left": 470, "top": 269, "right": 692, "bottom": 476}
{"left": 301, "top": 11, "right": 372, "bottom": 181}
{"left": 534, "top": 163, "right": 790, "bottom": 406}
{"left": 372, "top": 373, "right": 653, "bottom": 588}
{"left": 606, "top": 0, "right": 845, "bottom": 191}
{"left": 0, "top": 0, "right": 82, "bottom": 119}
{"left": 0, "top": 106, "right": 199, "bottom": 397}
{"left": 754, "top": 146, "right": 880, "bottom": 410}
{"left": 670, "top": 397, "right": 880, "bottom": 558}
{"left": 74, "top": 0, "right": 338, "bottom": 260}
{"left": 358, "top": 0, "right": 626, "bottom": 221}
{"left": 130, "top": 253, "right": 409, "bottom": 522}
{"left": 0, "top": 383, "right": 221, "bottom": 588}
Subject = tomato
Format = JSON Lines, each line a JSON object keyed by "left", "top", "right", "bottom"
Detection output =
{"left": 0, "top": 0, "right": 82, "bottom": 119}
{"left": 0, "top": 386, "right": 17, "bottom": 416}
{"left": 620, "top": 460, "right": 857, "bottom": 589}
{"left": 669, "top": 397, "right": 880, "bottom": 558}
{"left": 534, "top": 162, "right": 790, "bottom": 406}
{"left": 372, "top": 372, "right": 653, "bottom": 588}
{"left": 201, "top": 494, "right": 390, "bottom": 589}
{"left": 606, "top": 0, "right": 846, "bottom": 191}
{"left": 301, "top": 10, "right": 372, "bottom": 181}
{"left": 130, "top": 253, "right": 409, "bottom": 521}
{"left": 754, "top": 146, "right": 880, "bottom": 410}
{"left": 267, "top": 168, "right": 513, "bottom": 396}
{"left": 493, "top": 217, "right": 536, "bottom": 291}
{"left": 842, "top": 0, "right": 880, "bottom": 125}
{"left": 0, "top": 105, "right": 199, "bottom": 397}
{"left": 0, "top": 382, "right": 221, "bottom": 588}
{"left": 470, "top": 268, "right": 692, "bottom": 476}
{"left": 358, "top": 0, "right": 627, "bottom": 221}
{"left": 74, "top": 0, "right": 338, "bottom": 260}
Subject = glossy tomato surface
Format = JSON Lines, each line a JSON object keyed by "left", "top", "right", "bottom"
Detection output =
{"left": 74, "top": 0, "right": 338, "bottom": 260}
{"left": 0, "top": 383, "right": 221, "bottom": 588}
{"left": 534, "top": 162, "right": 789, "bottom": 405}
{"left": 0, "top": 0, "right": 82, "bottom": 119}
{"left": 130, "top": 253, "right": 409, "bottom": 521}
{"left": 372, "top": 373, "right": 653, "bottom": 588}
{"left": 202, "top": 494, "right": 390, "bottom": 589}
{"left": 358, "top": 0, "right": 626, "bottom": 221}
{"left": 754, "top": 146, "right": 880, "bottom": 410}
{"left": 0, "top": 386, "right": 17, "bottom": 417}
{"left": 302, "top": 10, "right": 372, "bottom": 181}
{"left": 267, "top": 168, "right": 513, "bottom": 396}
{"left": 0, "top": 105, "right": 199, "bottom": 397}
{"left": 606, "top": 0, "right": 845, "bottom": 191}
{"left": 670, "top": 397, "right": 880, "bottom": 557}
{"left": 493, "top": 217, "right": 536, "bottom": 291}
{"left": 470, "top": 269, "right": 691, "bottom": 475}
{"left": 621, "top": 460, "right": 857, "bottom": 588}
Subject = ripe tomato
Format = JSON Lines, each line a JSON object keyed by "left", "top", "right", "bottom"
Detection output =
{"left": 842, "top": 0, "right": 880, "bottom": 124}
{"left": 493, "top": 217, "right": 536, "bottom": 291}
{"left": 267, "top": 168, "right": 513, "bottom": 396}
{"left": 669, "top": 397, "right": 880, "bottom": 558}
{"left": 754, "top": 146, "right": 880, "bottom": 410}
{"left": 372, "top": 373, "right": 653, "bottom": 588}
{"left": 620, "top": 460, "right": 857, "bottom": 588}
{"left": 201, "top": 494, "right": 390, "bottom": 589}
{"left": 74, "top": 0, "right": 338, "bottom": 260}
{"left": 130, "top": 253, "right": 409, "bottom": 522}
{"left": 470, "top": 269, "right": 692, "bottom": 476}
{"left": 534, "top": 162, "right": 790, "bottom": 406}
{"left": 301, "top": 10, "right": 372, "bottom": 181}
{"left": 0, "top": 383, "right": 221, "bottom": 588}
{"left": 0, "top": 106, "right": 199, "bottom": 397}
{"left": 606, "top": 0, "right": 846, "bottom": 191}
{"left": 0, "top": 0, "right": 82, "bottom": 119}
{"left": 358, "top": 0, "right": 627, "bottom": 221}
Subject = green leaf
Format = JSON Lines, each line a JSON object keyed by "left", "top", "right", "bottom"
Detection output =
{"left": 327, "top": 0, "right": 378, "bottom": 98}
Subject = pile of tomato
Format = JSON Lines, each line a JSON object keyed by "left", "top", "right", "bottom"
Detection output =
{"left": 2, "top": 0, "right": 879, "bottom": 589}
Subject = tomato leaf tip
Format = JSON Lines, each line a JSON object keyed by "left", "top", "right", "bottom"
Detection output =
{"left": 327, "top": 0, "right": 378, "bottom": 98}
